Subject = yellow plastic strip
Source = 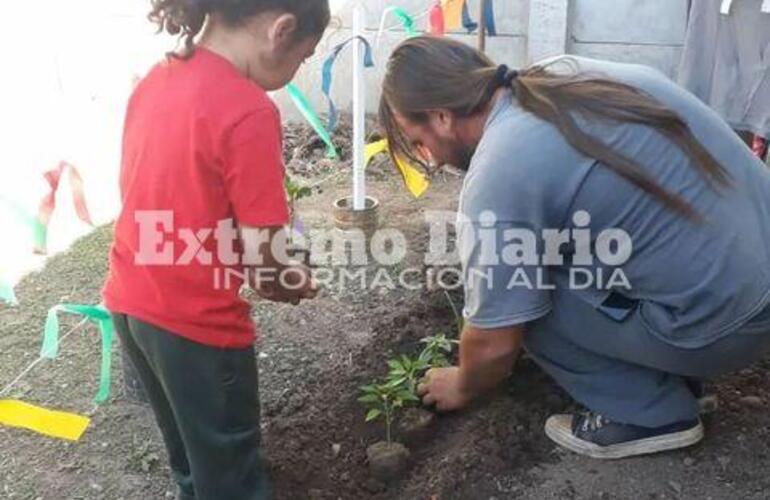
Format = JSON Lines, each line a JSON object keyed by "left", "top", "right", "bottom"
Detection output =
{"left": 396, "top": 158, "right": 430, "bottom": 198}
{"left": 364, "top": 139, "right": 430, "bottom": 198}
{"left": 364, "top": 139, "right": 389, "bottom": 166}
{"left": 0, "top": 400, "right": 90, "bottom": 441}
{"left": 442, "top": 0, "right": 465, "bottom": 30}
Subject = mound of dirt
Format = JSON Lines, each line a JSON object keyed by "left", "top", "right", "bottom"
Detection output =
{"left": 3, "top": 120, "right": 770, "bottom": 500}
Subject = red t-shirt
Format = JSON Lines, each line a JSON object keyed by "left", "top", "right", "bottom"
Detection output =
{"left": 103, "top": 47, "right": 289, "bottom": 348}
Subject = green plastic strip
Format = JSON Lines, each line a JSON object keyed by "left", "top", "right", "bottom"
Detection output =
{"left": 0, "top": 278, "right": 17, "bottom": 306}
{"left": 95, "top": 317, "right": 114, "bottom": 404}
{"left": 391, "top": 7, "right": 417, "bottom": 36}
{"left": 41, "top": 306, "right": 63, "bottom": 359}
{"left": 286, "top": 82, "right": 338, "bottom": 159}
{"left": 0, "top": 194, "right": 48, "bottom": 254}
{"left": 40, "top": 304, "right": 114, "bottom": 403}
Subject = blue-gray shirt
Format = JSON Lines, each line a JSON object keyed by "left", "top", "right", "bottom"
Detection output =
{"left": 459, "top": 56, "right": 770, "bottom": 348}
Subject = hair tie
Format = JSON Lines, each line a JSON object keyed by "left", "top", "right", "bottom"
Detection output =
{"left": 495, "top": 64, "right": 519, "bottom": 87}
{"left": 189, "top": 0, "right": 211, "bottom": 11}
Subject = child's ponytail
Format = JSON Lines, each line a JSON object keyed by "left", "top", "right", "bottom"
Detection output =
{"left": 148, "top": 0, "right": 330, "bottom": 58}
{"left": 149, "top": 0, "right": 209, "bottom": 57}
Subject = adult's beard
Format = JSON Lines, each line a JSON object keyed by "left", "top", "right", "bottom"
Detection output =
{"left": 448, "top": 142, "right": 476, "bottom": 172}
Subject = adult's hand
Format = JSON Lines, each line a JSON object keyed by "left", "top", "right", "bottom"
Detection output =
{"left": 417, "top": 366, "right": 472, "bottom": 412}
{"left": 419, "top": 324, "right": 525, "bottom": 411}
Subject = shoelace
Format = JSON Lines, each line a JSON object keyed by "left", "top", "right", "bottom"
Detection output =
{"left": 580, "top": 412, "right": 610, "bottom": 433}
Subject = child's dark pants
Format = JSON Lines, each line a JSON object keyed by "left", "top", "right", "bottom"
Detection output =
{"left": 112, "top": 314, "right": 269, "bottom": 500}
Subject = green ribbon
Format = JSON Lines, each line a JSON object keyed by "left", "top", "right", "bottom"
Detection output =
{"left": 0, "top": 278, "right": 17, "bottom": 306}
{"left": 286, "top": 82, "right": 338, "bottom": 159}
{"left": 0, "top": 194, "right": 48, "bottom": 254}
{"left": 390, "top": 7, "right": 417, "bottom": 36}
{"left": 41, "top": 304, "right": 114, "bottom": 404}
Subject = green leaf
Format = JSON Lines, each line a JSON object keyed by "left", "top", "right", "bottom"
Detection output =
{"left": 386, "top": 377, "right": 407, "bottom": 388}
{"left": 365, "top": 409, "right": 382, "bottom": 422}
{"left": 358, "top": 394, "right": 380, "bottom": 404}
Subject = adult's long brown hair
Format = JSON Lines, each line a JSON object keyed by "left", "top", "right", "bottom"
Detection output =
{"left": 379, "top": 36, "right": 731, "bottom": 220}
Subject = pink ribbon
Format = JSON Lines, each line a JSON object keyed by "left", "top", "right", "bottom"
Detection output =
{"left": 35, "top": 162, "right": 94, "bottom": 254}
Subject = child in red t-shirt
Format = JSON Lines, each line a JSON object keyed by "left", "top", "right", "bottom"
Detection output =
{"left": 103, "top": 2, "right": 328, "bottom": 498}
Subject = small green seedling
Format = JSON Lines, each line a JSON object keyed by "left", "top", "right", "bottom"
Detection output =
{"left": 359, "top": 295, "right": 462, "bottom": 445}
{"left": 418, "top": 334, "right": 460, "bottom": 368}
{"left": 284, "top": 176, "right": 313, "bottom": 241}
{"left": 386, "top": 354, "right": 430, "bottom": 394}
{"left": 359, "top": 379, "right": 419, "bottom": 444}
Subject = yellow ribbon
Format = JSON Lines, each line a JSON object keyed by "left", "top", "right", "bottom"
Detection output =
{"left": 365, "top": 139, "right": 430, "bottom": 198}
{"left": 0, "top": 400, "right": 90, "bottom": 441}
{"left": 442, "top": 0, "right": 465, "bottom": 30}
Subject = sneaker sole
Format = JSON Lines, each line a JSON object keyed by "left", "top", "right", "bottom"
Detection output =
{"left": 544, "top": 415, "right": 704, "bottom": 460}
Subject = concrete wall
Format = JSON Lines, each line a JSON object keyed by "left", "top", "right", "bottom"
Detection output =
{"left": 275, "top": 0, "right": 690, "bottom": 121}
{"left": 568, "top": 0, "right": 689, "bottom": 78}
{"left": 273, "top": 0, "right": 530, "bottom": 120}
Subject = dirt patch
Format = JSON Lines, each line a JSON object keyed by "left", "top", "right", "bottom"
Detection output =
{"left": 2, "top": 119, "right": 770, "bottom": 500}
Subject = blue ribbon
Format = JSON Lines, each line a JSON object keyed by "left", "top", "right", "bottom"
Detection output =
{"left": 462, "top": 2, "right": 478, "bottom": 32}
{"left": 463, "top": 0, "right": 497, "bottom": 36}
{"left": 322, "top": 36, "right": 375, "bottom": 131}
{"left": 486, "top": 0, "right": 497, "bottom": 36}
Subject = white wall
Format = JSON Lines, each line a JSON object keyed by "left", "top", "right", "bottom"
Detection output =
{"left": 275, "top": 0, "right": 690, "bottom": 120}
{"left": 273, "top": 0, "right": 530, "bottom": 120}
{"left": 568, "top": 0, "right": 688, "bottom": 78}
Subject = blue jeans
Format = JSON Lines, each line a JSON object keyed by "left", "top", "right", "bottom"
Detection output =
{"left": 524, "top": 291, "right": 770, "bottom": 427}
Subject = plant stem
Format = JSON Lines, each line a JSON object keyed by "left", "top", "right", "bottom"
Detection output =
{"left": 444, "top": 289, "right": 463, "bottom": 334}
{"left": 385, "top": 408, "right": 392, "bottom": 445}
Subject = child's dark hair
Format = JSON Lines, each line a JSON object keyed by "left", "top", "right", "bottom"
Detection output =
{"left": 149, "top": 0, "right": 331, "bottom": 58}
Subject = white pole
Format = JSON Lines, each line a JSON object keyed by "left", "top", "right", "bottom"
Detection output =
{"left": 352, "top": 4, "right": 367, "bottom": 211}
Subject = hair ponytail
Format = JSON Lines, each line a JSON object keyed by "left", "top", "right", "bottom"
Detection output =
{"left": 149, "top": 0, "right": 331, "bottom": 59}
{"left": 149, "top": 0, "right": 210, "bottom": 58}
{"left": 380, "top": 36, "right": 731, "bottom": 221}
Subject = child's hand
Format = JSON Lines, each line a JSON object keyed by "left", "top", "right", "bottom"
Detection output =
{"left": 255, "top": 264, "right": 318, "bottom": 305}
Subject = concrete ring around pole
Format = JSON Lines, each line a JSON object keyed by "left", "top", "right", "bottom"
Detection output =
{"left": 333, "top": 196, "right": 380, "bottom": 238}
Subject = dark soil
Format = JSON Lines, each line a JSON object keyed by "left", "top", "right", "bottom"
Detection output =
{"left": 2, "top": 120, "right": 770, "bottom": 499}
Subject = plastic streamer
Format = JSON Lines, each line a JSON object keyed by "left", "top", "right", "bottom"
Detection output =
{"left": 442, "top": 0, "right": 464, "bottom": 30}
{"left": 462, "top": 1, "right": 478, "bottom": 32}
{"left": 36, "top": 162, "right": 94, "bottom": 255}
{"left": 0, "top": 400, "right": 90, "bottom": 441}
{"left": 461, "top": 1, "right": 496, "bottom": 35}
{"left": 429, "top": 2, "right": 446, "bottom": 35}
{"left": 285, "top": 83, "right": 339, "bottom": 159}
{"left": 41, "top": 304, "right": 114, "bottom": 404}
{"left": 484, "top": 0, "right": 497, "bottom": 36}
{"left": 0, "top": 194, "right": 47, "bottom": 254}
{"left": 375, "top": 6, "right": 419, "bottom": 49}
{"left": 364, "top": 139, "right": 429, "bottom": 198}
{"left": 322, "top": 36, "right": 374, "bottom": 131}
{"left": 0, "top": 277, "right": 17, "bottom": 306}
